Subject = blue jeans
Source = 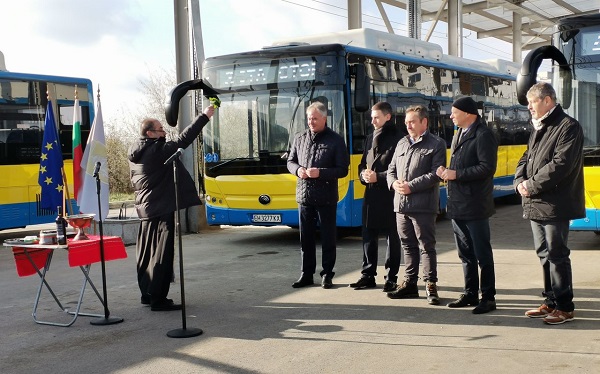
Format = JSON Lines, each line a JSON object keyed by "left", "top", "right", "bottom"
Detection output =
{"left": 452, "top": 218, "right": 496, "bottom": 301}
{"left": 530, "top": 220, "right": 574, "bottom": 312}
{"left": 299, "top": 204, "right": 337, "bottom": 278}
{"left": 361, "top": 226, "right": 401, "bottom": 282}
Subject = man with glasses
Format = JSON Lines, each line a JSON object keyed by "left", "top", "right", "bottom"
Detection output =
{"left": 128, "top": 105, "right": 214, "bottom": 311}
{"left": 515, "top": 82, "right": 584, "bottom": 325}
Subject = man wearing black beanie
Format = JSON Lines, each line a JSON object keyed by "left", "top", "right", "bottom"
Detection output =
{"left": 451, "top": 97, "right": 479, "bottom": 116}
{"left": 436, "top": 96, "right": 498, "bottom": 314}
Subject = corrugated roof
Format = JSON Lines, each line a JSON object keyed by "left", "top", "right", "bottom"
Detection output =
{"left": 382, "top": 0, "right": 599, "bottom": 50}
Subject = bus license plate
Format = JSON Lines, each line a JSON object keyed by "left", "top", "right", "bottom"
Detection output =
{"left": 251, "top": 214, "right": 282, "bottom": 223}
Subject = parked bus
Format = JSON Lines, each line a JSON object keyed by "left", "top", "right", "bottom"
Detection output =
{"left": 167, "top": 28, "right": 529, "bottom": 227}
{"left": 0, "top": 66, "right": 94, "bottom": 230}
{"left": 517, "top": 13, "right": 600, "bottom": 233}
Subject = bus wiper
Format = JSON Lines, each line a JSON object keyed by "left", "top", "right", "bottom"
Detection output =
{"left": 208, "top": 157, "right": 255, "bottom": 172}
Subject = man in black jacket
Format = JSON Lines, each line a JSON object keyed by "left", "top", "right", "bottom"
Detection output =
{"left": 128, "top": 106, "right": 214, "bottom": 311}
{"left": 515, "top": 82, "right": 584, "bottom": 325}
{"left": 287, "top": 101, "right": 349, "bottom": 289}
{"left": 349, "top": 101, "right": 402, "bottom": 292}
{"left": 437, "top": 96, "right": 498, "bottom": 314}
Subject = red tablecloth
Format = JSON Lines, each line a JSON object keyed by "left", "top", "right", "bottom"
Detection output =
{"left": 12, "top": 235, "right": 127, "bottom": 277}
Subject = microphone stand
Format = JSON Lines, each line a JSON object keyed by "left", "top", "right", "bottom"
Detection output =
{"left": 166, "top": 151, "right": 202, "bottom": 338}
{"left": 90, "top": 162, "right": 124, "bottom": 326}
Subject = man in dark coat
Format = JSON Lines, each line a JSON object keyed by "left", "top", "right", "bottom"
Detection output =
{"left": 128, "top": 105, "right": 214, "bottom": 311}
{"left": 349, "top": 101, "right": 402, "bottom": 292}
{"left": 437, "top": 96, "right": 498, "bottom": 314}
{"left": 515, "top": 82, "right": 584, "bottom": 325}
{"left": 386, "top": 104, "right": 446, "bottom": 305}
{"left": 287, "top": 101, "right": 349, "bottom": 289}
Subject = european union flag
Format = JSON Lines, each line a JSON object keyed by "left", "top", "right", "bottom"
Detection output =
{"left": 38, "top": 101, "right": 64, "bottom": 210}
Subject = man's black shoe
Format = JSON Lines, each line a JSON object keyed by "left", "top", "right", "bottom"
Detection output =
{"left": 150, "top": 299, "right": 182, "bottom": 311}
{"left": 472, "top": 299, "right": 497, "bottom": 314}
{"left": 447, "top": 294, "right": 479, "bottom": 308}
{"left": 387, "top": 280, "right": 419, "bottom": 299}
{"left": 349, "top": 276, "right": 376, "bottom": 290}
{"left": 321, "top": 275, "right": 333, "bottom": 289}
{"left": 292, "top": 276, "right": 314, "bottom": 288}
{"left": 382, "top": 281, "right": 398, "bottom": 293}
{"left": 142, "top": 296, "right": 174, "bottom": 306}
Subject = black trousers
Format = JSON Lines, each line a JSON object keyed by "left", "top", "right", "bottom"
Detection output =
{"left": 299, "top": 204, "right": 337, "bottom": 278}
{"left": 136, "top": 213, "right": 175, "bottom": 303}
{"left": 531, "top": 220, "right": 574, "bottom": 312}
{"left": 361, "top": 226, "right": 401, "bottom": 282}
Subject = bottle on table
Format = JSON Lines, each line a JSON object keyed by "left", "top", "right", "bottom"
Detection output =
{"left": 55, "top": 206, "right": 68, "bottom": 245}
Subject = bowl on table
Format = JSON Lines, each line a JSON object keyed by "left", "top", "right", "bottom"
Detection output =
{"left": 66, "top": 214, "right": 96, "bottom": 241}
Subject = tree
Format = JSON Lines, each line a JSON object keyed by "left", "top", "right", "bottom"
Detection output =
{"left": 104, "top": 65, "right": 176, "bottom": 197}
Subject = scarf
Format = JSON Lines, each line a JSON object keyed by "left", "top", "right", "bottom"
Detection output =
{"left": 531, "top": 105, "right": 557, "bottom": 130}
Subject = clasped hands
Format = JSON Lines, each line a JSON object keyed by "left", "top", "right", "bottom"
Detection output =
{"left": 436, "top": 166, "right": 456, "bottom": 182}
{"left": 392, "top": 179, "right": 412, "bottom": 195}
{"left": 361, "top": 168, "right": 377, "bottom": 184}
{"left": 297, "top": 167, "right": 320, "bottom": 179}
{"left": 516, "top": 180, "right": 530, "bottom": 197}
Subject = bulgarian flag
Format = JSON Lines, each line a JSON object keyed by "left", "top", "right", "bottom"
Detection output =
{"left": 72, "top": 98, "right": 83, "bottom": 201}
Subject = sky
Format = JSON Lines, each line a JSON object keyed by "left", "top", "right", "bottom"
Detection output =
{"left": 0, "top": 0, "right": 516, "bottom": 127}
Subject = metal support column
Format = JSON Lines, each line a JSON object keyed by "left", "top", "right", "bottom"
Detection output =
{"left": 447, "top": 0, "right": 463, "bottom": 57}
{"left": 174, "top": 0, "right": 199, "bottom": 232}
{"left": 348, "top": 0, "right": 362, "bottom": 29}
{"left": 407, "top": 0, "right": 422, "bottom": 39}
{"left": 512, "top": 12, "right": 523, "bottom": 63}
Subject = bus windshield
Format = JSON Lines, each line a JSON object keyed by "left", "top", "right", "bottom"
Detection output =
{"left": 555, "top": 18, "right": 600, "bottom": 157}
{"left": 0, "top": 70, "right": 94, "bottom": 229}
{"left": 0, "top": 78, "right": 92, "bottom": 165}
{"left": 202, "top": 52, "right": 346, "bottom": 177}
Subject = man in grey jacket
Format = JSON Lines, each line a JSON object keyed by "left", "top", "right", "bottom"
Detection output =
{"left": 515, "top": 82, "right": 584, "bottom": 325}
{"left": 386, "top": 105, "right": 446, "bottom": 305}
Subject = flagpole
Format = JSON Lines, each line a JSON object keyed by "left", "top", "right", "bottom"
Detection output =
{"left": 61, "top": 168, "right": 73, "bottom": 215}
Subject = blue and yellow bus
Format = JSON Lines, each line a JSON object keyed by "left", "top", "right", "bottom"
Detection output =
{"left": 518, "top": 13, "right": 600, "bottom": 233}
{"left": 0, "top": 67, "right": 94, "bottom": 230}
{"left": 169, "top": 28, "right": 529, "bottom": 227}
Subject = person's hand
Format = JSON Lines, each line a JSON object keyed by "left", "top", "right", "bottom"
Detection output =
{"left": 437, "top": 166, "right": 456, "bottom": 181}
{"left": 436, "top": 166, "right": 445, "bottom": 179}
{"left": 361, "top": 169, "right": 376, "bottom": 183}
{"left": 204, "top": 105, "right": 215, "bottom": 119}
{"left": 517, "top": 181, "right": 530, "bottom": 197}
{"left": 306, "top": 167, "right": 320, "bottom": 178}
{"left": 297, "top": 167, "right": 309, "bottom": 179}
{"left": 392, "top": 180, "right": 411, "bottom": 195}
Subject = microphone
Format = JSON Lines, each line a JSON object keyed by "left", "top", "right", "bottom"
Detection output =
{"left": 164, "top": 148, "right": 184, "bottom": 165}
{"left": 93, "top": 161, "right": 101, "bottom": 177}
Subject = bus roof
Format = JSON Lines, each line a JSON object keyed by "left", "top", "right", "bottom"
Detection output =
{"left": 0, "top": 69, "right": 93, "bottom": 86}
{"left": 270, "top": 28, "right": 520, "bottom": 79}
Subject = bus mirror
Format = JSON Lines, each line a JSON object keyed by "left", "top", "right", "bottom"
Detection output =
{"left": 353, "top": 64, "right": 371, "bottom": 112}
{"left": 165, "top": 79, "right": 220, "bottom": 126}
{"left": 517, "top": 45, "right": 572, "bottom": 109}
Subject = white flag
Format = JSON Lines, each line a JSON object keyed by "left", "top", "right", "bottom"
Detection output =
{"left": 77, "top": 96, "right": 109, "bottom": 220}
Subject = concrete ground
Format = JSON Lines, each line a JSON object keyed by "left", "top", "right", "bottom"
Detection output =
{"left": 1, "top": 202, "right": 599, "bottom": 374}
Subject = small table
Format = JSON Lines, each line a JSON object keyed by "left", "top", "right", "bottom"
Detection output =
{"left": 5, "top": 235, "right": 127, "bottom": 327}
